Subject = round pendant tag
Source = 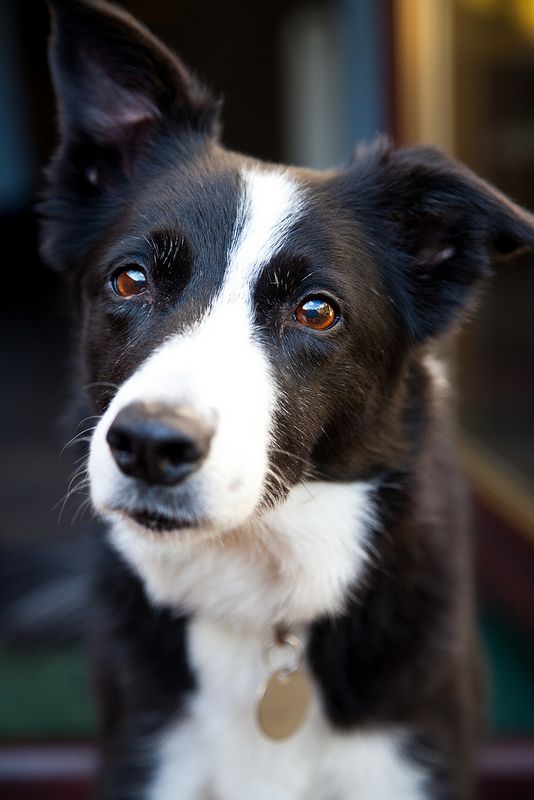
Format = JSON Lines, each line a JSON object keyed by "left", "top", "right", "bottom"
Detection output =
{"left": 257, "top": 669, "right": 312, "bottom": 741}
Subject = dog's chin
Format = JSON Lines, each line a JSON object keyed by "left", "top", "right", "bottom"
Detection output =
{"left": 108, "top": 505, "right": 206, "bottom": 535}
{"left": 130, "top": 508, "right": 203, "bottom": 533}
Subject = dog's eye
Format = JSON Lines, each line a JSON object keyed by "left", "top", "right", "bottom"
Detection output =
{"left": 111, "top": 267, "right": 148, "bottom": 298}
{"left": 295, "top": 297, "right": 338, "bottom": 331}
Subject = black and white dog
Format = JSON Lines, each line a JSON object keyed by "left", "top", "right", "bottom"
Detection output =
{"left": 42, "top": 1, "right": 534, "bottom": 798}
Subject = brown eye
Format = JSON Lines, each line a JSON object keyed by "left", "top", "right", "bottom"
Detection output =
{"left": 295, "top": 296, "right": 338, "bottom": 331}
{"left": 111, "top": 267, "right": 148, "bottom": 298}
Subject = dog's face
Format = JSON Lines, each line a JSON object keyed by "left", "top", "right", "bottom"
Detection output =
{"left": 80, "top": 148, "right": 414, "bottom": 538}
{"left": 43, "top": 1, "right": 533, "bottom": 595}
{"left": 84, "top": 157, "right": 395, "bottom": 535}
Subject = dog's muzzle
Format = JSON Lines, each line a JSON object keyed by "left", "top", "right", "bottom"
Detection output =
{"left": 106, "top": 401, "right": 214, "bottom": 486}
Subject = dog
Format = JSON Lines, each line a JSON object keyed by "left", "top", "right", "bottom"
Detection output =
{"left": 41, "top": 1, "right": 534, "bottom": 798}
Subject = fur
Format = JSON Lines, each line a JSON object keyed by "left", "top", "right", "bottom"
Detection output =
{"left": 41, "top": 1, "right": 534, "bottom": 798}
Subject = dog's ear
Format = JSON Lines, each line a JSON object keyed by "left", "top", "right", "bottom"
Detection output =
{"left": 340, "top": 140, "right": 534, "bottom": 341}
{"left": 42, "top": 0, "right": 220, "bottom": 270}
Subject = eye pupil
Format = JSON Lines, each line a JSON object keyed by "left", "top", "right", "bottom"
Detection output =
{"left": 295, "top": 297, "right": 337, "bottom": 330}
{"left": 112, "top": 268, "right": 147, "bottom": 298}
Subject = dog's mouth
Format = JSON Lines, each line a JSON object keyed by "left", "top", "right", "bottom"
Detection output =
{"left": 114, "top": 506, "right": 203, "bottom": 533}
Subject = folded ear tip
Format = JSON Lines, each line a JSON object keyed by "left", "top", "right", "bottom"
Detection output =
{"left": 492, "top": 228, "right": 534, "bottom": 259}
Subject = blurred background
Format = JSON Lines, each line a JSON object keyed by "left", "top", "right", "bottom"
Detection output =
{"left": 0, "top": 0, "right": 533, "bottom": 797}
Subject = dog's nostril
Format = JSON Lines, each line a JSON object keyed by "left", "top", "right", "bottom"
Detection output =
{"left": 107, "top": 429, "right": 133, "bottom": 453}
{"left": 159, "top": 440, "right": 199, "bottom": 467}
{"left": 106, "top": 428, "right": 138, "bottom": 470}
{"left": 106, "top": 402, "right": 214, "bottom": 486}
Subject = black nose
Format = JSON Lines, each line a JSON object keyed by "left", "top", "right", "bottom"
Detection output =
{"left": 106, "top": 402, "right": 214, "bottom": 486}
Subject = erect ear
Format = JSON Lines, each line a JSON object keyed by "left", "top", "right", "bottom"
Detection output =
{"left": 42, "top": 0, "right": 220, "bottom": 270}
{"left": 339, "top": 139, "right": 534, "bottom": 341}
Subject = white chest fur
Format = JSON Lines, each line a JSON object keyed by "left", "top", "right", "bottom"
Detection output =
{"left": 149, "top": 618, "right": 429, "bottom": 800}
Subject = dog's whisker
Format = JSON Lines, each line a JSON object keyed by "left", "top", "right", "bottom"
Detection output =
{"left": 55, "top": 462, "right": 91, "bottom": 514}
{"left": 64, "top": 462, "right": 90, "bottom": 487}
{"left": 264, "top": 466, "right": 293, "bottom": 502}
{"left": 76, "top": 414, "right": 103, "bottom": 429}
{"left": 265, "top": 464, "right": 290, "bottom": 489}
{"left": 270, "top": 446, "right": 310, "bottom": 467}
{"left": 61, "top": 435, "right": 95, "bottom": 454}
{"left": 72, "top": 452, "right": 90, "bottom": 468}
{"left": 269, "top": 446, "right": 330, "bottom": 483}
{"left": 71, "top": 496, "right": 95, "bottom": 525}
{"left": 59, "top": 426, "right": 98, "bottom": 457}
{"left": 55, "top": 477, "right": 91, "bottom": 522}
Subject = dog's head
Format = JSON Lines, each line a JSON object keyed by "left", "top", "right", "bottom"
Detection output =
{"left": 42, "top": 1, "right": 534, "bottom": 585}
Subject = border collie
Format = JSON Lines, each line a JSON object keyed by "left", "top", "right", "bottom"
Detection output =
{"left": 41, "top": 1, "right": 534, "bottom": 798}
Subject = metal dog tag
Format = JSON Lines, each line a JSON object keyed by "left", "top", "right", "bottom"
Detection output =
{"left": 257, "top": 669, "right": 312, "bottom": 740}
{"left": 256, "top": 630, "right": 312, "bottom": 740}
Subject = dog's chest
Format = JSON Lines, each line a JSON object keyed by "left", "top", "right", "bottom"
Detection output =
{"left": 149, "top": 618, "right": 429, "bottom": 800}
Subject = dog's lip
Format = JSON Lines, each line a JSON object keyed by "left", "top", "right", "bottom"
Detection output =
{"left": 110, "top": 506, "right": 203, "bottom": 533}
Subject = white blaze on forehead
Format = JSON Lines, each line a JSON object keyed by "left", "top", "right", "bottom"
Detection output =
{"left": 221, "top": 167, "right": 304, "bottom": 306}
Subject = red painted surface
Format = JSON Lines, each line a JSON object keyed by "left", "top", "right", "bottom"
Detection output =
{"left": 1, "top": 738, "right": 534, "bottom": 799}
